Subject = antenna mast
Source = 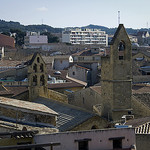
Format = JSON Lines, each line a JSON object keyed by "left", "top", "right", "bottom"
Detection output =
{"left": 118, "top": 11, "right": 120, "bottom": 25}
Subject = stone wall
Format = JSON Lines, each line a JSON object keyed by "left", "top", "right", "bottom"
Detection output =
{"left": 69, "top": 87, "right": 102, "bottom": 112}
{"left": 0, "top": 106, "right": 56, "bottom": 126}
{"left": 13, "top": 91, "right": 29, "bottom": 101}
{"left": 71, "top": 116, "right": 108, "bottom": 131}
{"left": 0, "top": 137, "right": 33, "bottom": 146}
{"left": 43, "top": 89, "right": 68, "bottom": 103}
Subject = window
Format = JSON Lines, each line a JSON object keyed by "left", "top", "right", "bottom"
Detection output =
{"left": 33, "top": 75, "right": 37, "bottom": 86}
{"left": 109, "top": 137, "right": 124, "bottom": 149}
{"left": 83, "top": 97, "right": 85, "bottom": 104}
{"left": 40, "top": 63, "right": 44, "bottom": 72}
{"left": 119, "top": 56, "right": 124, "bottom": 60}
{"left": 113, "top": 139, "right": 122, "bottom": 149}
{"left": 118, "top": 41, "right": 125, "bottom": 51}
{"left": 40, "top": 75, "right": 45, "bottom": 86}
{"left": 75, "top": 139, "right": 91, "bottom": 150}
{"left": 17, "top": 142, "right": 32, "bottom": 150}
{"left": 78, "top": 141, "right": 88, "bottom": 150}
{"left": 73, "top": 72, "right": 75, "bottom": 75}
{"left": 91, "top": 125, "right": 98, "bottom": 129}
{"left": 118, "top": 41, "right": 125, "bottom": 60}
{"left": 37, "top": 57, "right": 40, "bottom": 63}
{"left": 33, "top": 64, "right": 37, "bottom": 72}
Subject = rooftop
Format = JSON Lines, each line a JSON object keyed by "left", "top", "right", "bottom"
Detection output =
{"left": 0, "top": 60, "right": 22, "bottom": 67}
{"left": 0, "top": 120, "right": 58, "bottom": 134}
{"left": 0, "top": 97, "right": 58, "bottom": 116}
{"left": 48, "top": 70, "right": 86, "bottom": 89}
{"left": 125, "top": 117, "right": 150, "bottom": 127}
{"left": 34, "top": 97, "right": 97, "bottom": 132}
{"left": 0, "top": 34, "right": 15, "bottom": 48}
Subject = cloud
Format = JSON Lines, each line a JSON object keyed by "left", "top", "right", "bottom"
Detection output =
{"left": 37, "top": 6, "right": 48, "bottom": 12}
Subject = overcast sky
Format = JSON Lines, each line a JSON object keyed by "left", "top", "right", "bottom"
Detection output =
{"left": 0, "top": 0, "right": 150, "bottom": 29}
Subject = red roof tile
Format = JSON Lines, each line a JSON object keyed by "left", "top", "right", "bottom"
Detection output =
{"left": 0, "top": 34, "right": 15, "bottom": 48}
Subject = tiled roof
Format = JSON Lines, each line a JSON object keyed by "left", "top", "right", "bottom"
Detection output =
{"left": 72, "top": 49, "right": 90, "bottom": 56}
{"left": 48, "top": 81, "right": 85, "bottom": 89}
{"left": 42, "top": 56, "right": 54, "bottom": 64}
{"left": 47, "top": 70, "right": 86, "bottom": 89}
{"left": 133, "top": 75, "right": 150, "bottom": 83}
{"left": 0, "top": 96, "right": 58, "bottom": 116}
{"left": 72, "top": 49, "right": 103, "bottom": 56}
{"left": 0, "top": 60, "right": 22, "bottom": 67}
{"left": 34, "top": 97, "right": 96, "bottom": 131}
{"left": 0, "top": 84, "right": 13, "bottom": 96}
{"left": 6, "top": 86, "right": 28, "bottom": 97}
{"left": 75, "top": 64, "right": 90, "bottom": 70}
{"left": 125, "top": 117, "right": 150, "bottom": 127}
{"left": 132, "top": 84, "right": 150, "bottom": 94}
{"left": 0, "top": 34, "right": 15, "bottom": 48}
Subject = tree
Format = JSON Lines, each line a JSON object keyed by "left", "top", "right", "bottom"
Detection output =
{"left": 41, "top": 32, "right": 59, "bottom": 43}
{"left": 10, "top": 29, "right": 26, "bottom": 47}
{"left": 1, "top": 32, "right": 10, "bottom": 36}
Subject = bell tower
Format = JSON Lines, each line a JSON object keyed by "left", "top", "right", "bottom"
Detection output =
{"left": 101, "top": 24, "right": 132, "bottom": 121}
{"left": 28, "top": 53, "right": 48, "bottom": 101}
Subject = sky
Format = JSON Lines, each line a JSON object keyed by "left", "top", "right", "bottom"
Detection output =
{"left": 0, "top": 0, "right": 150, "bottom": 29}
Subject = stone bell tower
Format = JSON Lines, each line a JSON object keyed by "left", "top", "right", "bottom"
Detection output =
{"left": 28, "top": 53, "right": 48, "bottom": 101}
{"left": 101, "top": 24, "right": 132, "bottom": 121}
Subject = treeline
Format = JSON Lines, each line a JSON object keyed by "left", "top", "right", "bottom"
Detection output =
{"left": 0, "top": 20, "right": 62, "bottom": 33}
{"left": 0, "top": 19, "right": 143, "bottom": 35}
{"left": 82, "top": 24, "right": 141, "bottom": 35}
{"left": 0, "top": 20, "right": 60, "bottom": 47}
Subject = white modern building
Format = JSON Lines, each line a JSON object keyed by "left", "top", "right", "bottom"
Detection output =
{"left": 62, "top": 28, "right": 108, "bottom": 46}
{"left": 24, "top": 31, "right": 48, "bottom": 45}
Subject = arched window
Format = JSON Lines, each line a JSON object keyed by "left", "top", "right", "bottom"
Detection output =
{"left": 118, "top": 41, "right": 125, "bottom": 60}
{"left": 40, "top": 63, "right": 44, "bottom": 72}
{"left": 33, "top": 64, "right": 37, "bottom": 72}
{"left": 118, "top": 41, "right": 125, "bottom": 51}
{"left": 40, "top": 75, "right": 45, "bottom": 86}
{"left": 37, "top": 57, "right": 40, "bottom": 63}
{"left": 91, "top": 125, "right": 98, "bottom": 129}
{"left": 33, "top": 75, "right": 37, "bottom": 86}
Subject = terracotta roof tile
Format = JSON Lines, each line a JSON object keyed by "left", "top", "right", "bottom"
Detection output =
{"left": 0, "top": 34, "right": 15, "bottom": 48}
{"left": 6, "top": 86, "right": 28, "bottom": 97}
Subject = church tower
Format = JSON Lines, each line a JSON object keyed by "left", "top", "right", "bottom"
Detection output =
{"left": 28, "top": 53, "right": 48, "bottom": 101}
{"left": 101, "top": 24, "right": 132, "bottom": 121}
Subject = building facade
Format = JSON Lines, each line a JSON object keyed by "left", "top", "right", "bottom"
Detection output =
{"left": 24, "top": 31, "right": 48, "bottom": 46}
{"left": 35, "top": 128, "right": 136, "bottom": 150}
{"left": 62, "top": 28, "right": 108, "bottom": 46}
